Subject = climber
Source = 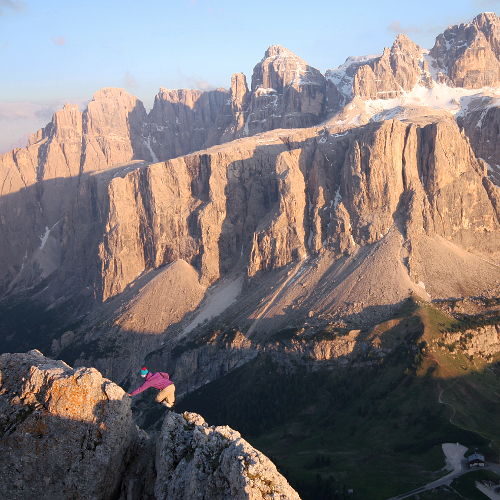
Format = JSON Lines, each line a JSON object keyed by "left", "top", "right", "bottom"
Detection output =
{"left": 128, "top": 367, "right": 176, "bottom": 408}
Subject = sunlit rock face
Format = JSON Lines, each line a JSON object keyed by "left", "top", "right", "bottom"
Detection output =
{"left": 429, "top": 12, "right": 500, "bottom": 88}
{"left": 0, "top": 351, "right": 300, "bottom": 500}
{"left": 155, "top": 411, "right": 301, "bottom": 500}
{"left": 0, "top": 350, "right": 135, "bottom": 500}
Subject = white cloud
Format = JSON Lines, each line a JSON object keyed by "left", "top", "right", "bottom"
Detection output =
{"left": 0, "top": 0, "right": 24, "bottom": 15}
{"left": 387, "top": 21, "right": 422, "bottom": 34}
{"left": 473, "top": 0, "right": 500, "bottom": 7}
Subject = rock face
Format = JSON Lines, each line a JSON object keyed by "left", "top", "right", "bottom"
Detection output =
{"left": 247, "top": 45, "right": 327, "bottom": 133}
{"left": 146, "top": 88, "right": 232, "bottom": 162}
{"left": 429, "top": 12, "right": 500, "bottom": 88}
{"left": 440, "top": 324, "right": 500, "bottom": 360}
{"left": 95, "top": 116, "right": 498, "bottom": 300}
{"left": 352, "top": 35, "right": 427, "bottom": 99}
{"left": 326, "top": 34, "right": 429, "bottom": 103}
{"left": 0, "top": 351, "right": 299, "bottom": 500}
{"left": 155, "top": 411, "right": 300, "bottom": 500}
{"left": 0, "top": 12, "right": 499, "bottom": 388}
{"left": 458, "top": 95, "right": 500, "bottom": 180}
{"left": 0, "top": 350, "right": 135, "bottom": 500}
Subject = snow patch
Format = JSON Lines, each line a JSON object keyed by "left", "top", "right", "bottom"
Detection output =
{"left": 39, "top": 220, "right": 60, "bottom": 250}
{"left": 333, "top": 187, "right": 342, "bottom": 209}
{"left": 325, "top": 54, "right": 380, "bottom": 100}
{"left": 367, "top": 83, "right": 499, "bottom": 122}
{"left": 143, "top": 136, "right": 159, "bottom": 163}
{"left": 40, "top": 227, "right": 50, "bottom": 250}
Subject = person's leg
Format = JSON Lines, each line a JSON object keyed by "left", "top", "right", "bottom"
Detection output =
{"left": 163, "top": 384, "right": 175, "bottom": 407}
{"left": 155, "top": 384, "right": 175, "bottom": 407}
{"left": 155, "top": 386, "right": 169, "bottom": 404}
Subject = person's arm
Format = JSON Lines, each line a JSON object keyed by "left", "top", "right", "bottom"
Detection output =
{"left": 129, "top": 378, "right": 155, "bottom": 396}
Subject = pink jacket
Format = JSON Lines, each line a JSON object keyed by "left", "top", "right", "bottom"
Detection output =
{"left": 129, "top": 372, "right": 173, "bottom": 396}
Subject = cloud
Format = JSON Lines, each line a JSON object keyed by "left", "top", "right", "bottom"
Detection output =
{"left": 0, "top": 99, "right": 88, "bottom": 154}
{"left": 0, "top": 0, "right": 24, "bottom": 15}
{"left": 175, "top": 68, "right": 217, "bottom": 90}
{"left": 52, "top": 36, "right": 66, "bottom": 46}
{"left": 473, "top": 0, "right": 500, "bottom": 7}
{"left": 387, "top": 21, "right": 422, "bottom": 34}
{"left": 0, "top": 102, "right": 56, "bottom": 121}
{"left": 191, "top": 79, "right": 216, "bottom": 90}
{"left": 123, "top": 71, "right": 138, "bottom": 89}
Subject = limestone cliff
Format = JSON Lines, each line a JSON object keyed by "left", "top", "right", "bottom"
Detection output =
{"left": 0, "top": 351, "right": 300, "bottom": 500}
{"left": 247, "top": 45, "right": 327, "bottom": 133}
{"left": 156, "top": 411, "right": 300, "bottom": 500}
{"left": 0, "top": 12, "right": 499, "bottom": 385}
{"left": 429, "top": 12, "right": 500, "bottom": 88}
{"left": 0, "top": 350, "right": 135, "bottom": 500}
{"left": 458, "top": 95, "right": 500, "bottom": 183}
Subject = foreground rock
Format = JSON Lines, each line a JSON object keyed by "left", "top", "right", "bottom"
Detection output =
{"left": 0, "top": 350, "right": 135, "bottom": 500}
{"left": 156, "top": 411, "right": 300, "bottom": 500}
{"left": 0, "top": 351, "right": 300, "bottom": 499}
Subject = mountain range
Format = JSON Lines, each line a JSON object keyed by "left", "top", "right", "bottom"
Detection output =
{"left": 0, "top": 12, "right": 499, "bottom": 499}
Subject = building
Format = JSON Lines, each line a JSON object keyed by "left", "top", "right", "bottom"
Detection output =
{"left": 468, "top": 452, "right": 485, "bottom": 468}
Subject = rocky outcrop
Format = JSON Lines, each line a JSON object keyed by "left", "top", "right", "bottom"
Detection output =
{"left": 429, "top": 12, "right": 500, "bottom": 88}
{"left": 247, "top": 45, "right": 327, "bottom": 133}
{"left": 431, "top": 324, "right": 500, "bottom": 360}
{"left": 146, "top": 88, "right": 231, "bottom": 162}
{"left": 458, "top": 95, "right": 500, "bottom": 182}
{"left": 155, "top": 411, "right": 300, "bottom": 500}
{"left": 0, "top": 351, "right": 299, "bottom": 500}
{"left": 327, "top": 35, "right": 429, "bottom": 102}
{"left": 352, "top": 35, "right": 427, "bottom": 99}
{"left": 0, "top": 350, "right": 135, "bottom": 500}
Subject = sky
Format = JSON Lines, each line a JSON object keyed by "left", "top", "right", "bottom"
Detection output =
{"left": 0, "top": 0, "right": 498, "bottom": 152}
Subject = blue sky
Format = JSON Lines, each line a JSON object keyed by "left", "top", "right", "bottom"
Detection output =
{"left": 0, "top": 0, "right": 498, "bottom": 152}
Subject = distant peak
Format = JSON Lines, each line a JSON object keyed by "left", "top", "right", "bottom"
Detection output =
{"left": 392, "top": 33, "right": 422, "bottom": 51}
{"left": 473, "top": 11, "right": 499, "bottom": 21}
{"left": 91, "top": 87, "right": 134, "bottom": 100}
{"left": 264, "top": 45, "right": 298, "bottom": 58}
{"left": 394, "top": 33, "right": 412, "bottom": 43}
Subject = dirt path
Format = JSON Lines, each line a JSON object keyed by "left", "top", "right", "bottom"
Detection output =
{"left": 438, "top": 386, "right": 457, "bottom": 425}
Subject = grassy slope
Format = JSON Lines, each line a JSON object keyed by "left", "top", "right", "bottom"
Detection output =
{"left": 179, "top": 300, "right": 500, "bottom": 500}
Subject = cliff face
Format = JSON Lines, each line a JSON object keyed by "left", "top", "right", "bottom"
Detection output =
{"left": 156, "top": 411, "right": 300, "bottom": 500}
{"left": 429, "top": 12, "right": 500, "bottom": 88}
{"left": 96, "top": 116, "right": 498, "bottom": 301}
{"left": 458, "top": 95, "right": 500, "bottom": 182}
{"left": 146, "top": 88, "right": 232, "bottom": 162}
{"left": 350, "top": 35, "right": 428, "bottom": 100}
{"left": 247, "top": 45, "right": 327, "bottom": 133}
{"left": 0, "top": 350, "right": 135, "bottom": 500}
{"left": 0, "top": 351, "right": 300, "bottom": 500}
{"left": 0, "top": 12, "right": 498, "bottom": 387}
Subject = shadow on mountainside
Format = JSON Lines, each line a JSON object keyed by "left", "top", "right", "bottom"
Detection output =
{"left": 176, "top": 346, "right": 500, "bottom": 500}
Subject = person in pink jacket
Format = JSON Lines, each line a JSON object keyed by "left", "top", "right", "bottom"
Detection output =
{"left": 128, "top": 367, "right": 175, "bottom": 408}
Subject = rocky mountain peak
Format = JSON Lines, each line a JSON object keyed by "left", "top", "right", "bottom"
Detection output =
{"left": 472, "top": 11, "right": 500, "bottom": 54}
{"left": 348, "top": 33, "right": 426, "bottom": 99}
{"left": 90, "top": 86, "right": 137, "bottom": 101}
{"left": 429, "top": 11, "right": 500, "bottom": 88}
{"left": 252, "top": 44, "right": 323, "bottom": 91}
{"left": 264, "top": 44, "right": 299, "bottom": 59}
